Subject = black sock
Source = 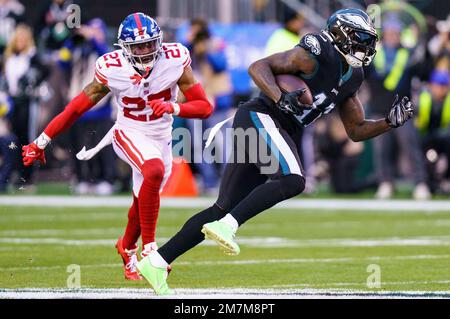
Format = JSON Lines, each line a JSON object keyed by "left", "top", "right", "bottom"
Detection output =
{"left": 231, "top": 174, "right": 305, "bottom": 225}
{"left": 158, "top": 204, "right": 227, "bottom": 264}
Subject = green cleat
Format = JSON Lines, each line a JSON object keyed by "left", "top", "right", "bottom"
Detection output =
{"left": 201, "top": 220, "right": 240, "bottom": 256}
{"left": 136, "top": 256, "right": 173, "bottom": 296}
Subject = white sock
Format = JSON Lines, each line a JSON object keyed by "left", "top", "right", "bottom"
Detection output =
{"left": 149, "top": 251, "right": 169, "bottom": 269}
{"left": 220, "top": 214, "right": 239, "bottom": 232}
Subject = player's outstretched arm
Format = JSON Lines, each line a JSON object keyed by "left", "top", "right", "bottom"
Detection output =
{"left": 248, "top": 47, "right": 317, "bottom": 103}
{"left": 149, "top": 65, "right": 213, "bottom": 119}
{"left": 339, "top": 93, "right": 413, "bottom": 142}
{"left": 22, "top": 80, "right": 110, "bottom": 167}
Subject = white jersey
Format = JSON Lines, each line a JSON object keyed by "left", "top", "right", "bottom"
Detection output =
{"left": 94, "top": 42, "right": 191, "bottom": 138}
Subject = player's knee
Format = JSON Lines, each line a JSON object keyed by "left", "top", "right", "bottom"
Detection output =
{"left": 141, "top": 159, "right": 165, "bottom": 185}
{"left": 279, "top": 174, "right": 305, "bottom": 199}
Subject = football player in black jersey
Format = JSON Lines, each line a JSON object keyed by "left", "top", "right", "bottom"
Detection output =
{"left": 136, "top": 8, "right": 414, "bottom": 295}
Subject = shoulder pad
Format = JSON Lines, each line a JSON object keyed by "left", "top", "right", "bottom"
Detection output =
{"left": 161, "top": 43, "right": 191, "bottom": 68}
{"left": 298, "top": 32, "right": 335, "bottom": 63}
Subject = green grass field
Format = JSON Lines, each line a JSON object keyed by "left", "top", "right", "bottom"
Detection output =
{"left": 1, "top": 202, "right": 450, "bottom": 297}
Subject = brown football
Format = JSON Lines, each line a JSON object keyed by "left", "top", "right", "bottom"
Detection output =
{"left": 275, "top": 74, "right": 314, "bottom": 106}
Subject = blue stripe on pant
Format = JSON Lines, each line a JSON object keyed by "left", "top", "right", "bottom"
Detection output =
{"left": 249, "top": 111, "right": 290, "bottom": 175}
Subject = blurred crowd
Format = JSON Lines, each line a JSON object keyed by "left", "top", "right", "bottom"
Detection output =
{"left": 0, "top": 0, "right": 449, "bottom": 199}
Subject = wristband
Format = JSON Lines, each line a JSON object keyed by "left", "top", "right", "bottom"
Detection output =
{"left": 172, "top": 103, "right": 180, "bottom": 116}
{"left": 34, "top": 132, "right": 52, "bottom": 150}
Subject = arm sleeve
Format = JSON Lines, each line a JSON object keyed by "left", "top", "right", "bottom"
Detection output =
{"left": 43, "top": 91, "right": 96, "bottom": 138}
{"left": 177, "top": 83, "right": 213, "bottom": 119}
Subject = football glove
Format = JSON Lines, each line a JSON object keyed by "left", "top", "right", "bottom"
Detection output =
{"left": 22, "top": 142, "right": 46, "bottom": 167}
{"left": 148, "top": 99, "right": 174, "bottom": 118}
{"left": 276, "top": 89, "right": 309, "bottom": 115}
{"left": 385, "top": 95, "right": 414, "bottom": 128}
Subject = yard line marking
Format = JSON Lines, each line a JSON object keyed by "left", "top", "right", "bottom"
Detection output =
{"left": 0, "top": 288, "right": 449, "bottom": 299}
{"left": 2, "top": 236, "right": 450, "bottom": 247}
{"left": 1, "top": 254, "right": 450, "bottom": 272}
{"left": 0, "top": 228, "right": 124, "bottom": 236}
{"left": 264, "top": 280, "right": 450, "bottom": 288}
{"left": 2, "top": 196, "right": 450, "bottom": 211}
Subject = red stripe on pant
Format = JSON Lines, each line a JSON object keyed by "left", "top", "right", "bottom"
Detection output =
{"left": 113, "top": 130, "right": 143, "bottom": 172}
{"left": 118, "top": 130, "right": 145, "bottom": 164}
{"left": 138, "top": 158, "right": 165, "bottom": 245}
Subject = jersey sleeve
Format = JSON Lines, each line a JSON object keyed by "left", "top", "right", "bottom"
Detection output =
{"left": 162, "top": 43, "right": 191, "bottom": 69}
{"left": 297, "top": 33, "right": 334, "bottom": 64}
{"left": 94, "top": 50, "right": 128, "bottom": 92}
{"left": 179, "top": 43, "right": 191, "bottom": 68}
{"left": 94, "top": 55, "right": 110, "bottom": 87}
{"left": 345, "top": 68, "right": 365, "bottom": 100}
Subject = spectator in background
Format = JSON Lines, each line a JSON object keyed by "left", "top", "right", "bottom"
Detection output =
{"left": 59, "top": 18, "right": 116, "bottom": 195}
{"left": 253, "top": 0, "right": 270, "bottom": 23}
{"left": 182, "top": 18, "right": 233, "bottom": 194}
{"left": 33, "top": 0, "right": 74, "bottom": 142}
{"left": 367, "top": 16, "right": 431, "bottom": 200}
{"left": 0, "top": 76, "right": 18, "bottom": 192}
{"left": 0, "top": 0, "right": 25, "bottom": 65}
{"left": 428, "top": 14, "right": 450, "bottom": 62}
{"left": 34, "top": 0, "right": 74, "bottom": 55}
{"left": 415, "top": 70, "right": 450, "bottom": 193}
{"left": 265, "top": 9, "right": 305, "bottom": 56}
{"left": 3, "top": 23, "right": 48, "bottom": 189}
{"left": 315, "top": 114, "right": 377, "bottom": 194}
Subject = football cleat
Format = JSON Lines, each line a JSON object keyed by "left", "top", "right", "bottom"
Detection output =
{"left": 375, "top": 182, "right": 394, "bottom": 200}
{"left": 201, "top": 221, "right": 240, "bottom": 256}
{"left": 136, "top": 256, "right": 173, "bottom": 296}
{"left": 141, "top": 242, "right": 172, "bottom": 274}
{"left": 115, "top": 237, "right": 142, "bottom": 280}
{"left": 140, "top": 242, "right": 158, "bottom": 258}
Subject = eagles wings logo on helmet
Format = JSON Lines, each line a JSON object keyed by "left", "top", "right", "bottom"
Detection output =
{"left": 304, "top": 35, "right": 321, "bottom": 55}
{"left": 116, "top": 12, "right": 163, "bottom": 73}
{"left": 336, "top": 13, "right": 375, "bottom": 33}
{"left": 325, "top": 8, "right": 379, "bottom": 68}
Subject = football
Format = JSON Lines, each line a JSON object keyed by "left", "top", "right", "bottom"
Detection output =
{"left": 275, "top": 74, "right": 314, "bottom": 106}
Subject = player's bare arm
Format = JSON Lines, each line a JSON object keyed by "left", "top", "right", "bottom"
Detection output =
{"left": 21, "top": 79, "right": 109, "bottom": 166}
{"left": 248, "top": 47, "right": 316, "bottom": 103}
{"left": 83, "top": 79, "right": 111, "bottom": 104}
{"left": 339, "top": 93, "right": 414, "bottom": 142}
{"left": 148, "top": 65, "right": 213, "bottom": 119}
{"left": 177, "top": 64, "right": 198, "bottom": 92}
{"left": 339, "top": 94, "right": 390, "bottom": 142}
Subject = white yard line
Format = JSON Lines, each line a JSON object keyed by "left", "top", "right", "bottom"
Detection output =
{"left": 1, "top": 236, "right": 450, "bottom": 248}
{"left": 1, "top": 196, "right": 450, "bottom": 211}
{"left": 1, "top": 254, "right": 449, "bottom": 272}
{"left": 0, "top": 287, "right": 449, "bottom": 299}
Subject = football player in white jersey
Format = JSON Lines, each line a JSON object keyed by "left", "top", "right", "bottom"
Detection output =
{"left": 22, "top": 13, "right": 213, "bottom": 280}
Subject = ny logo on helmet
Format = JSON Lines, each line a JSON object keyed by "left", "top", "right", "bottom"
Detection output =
{"left": 133, "top": 26, "right": 147, "bottom": 37}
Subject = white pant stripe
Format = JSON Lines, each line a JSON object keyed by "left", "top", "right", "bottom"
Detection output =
{"left": 256, "top": 113, "right": 302, "bottom": 176}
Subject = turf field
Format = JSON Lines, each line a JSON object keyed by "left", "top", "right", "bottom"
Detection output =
{"left": 1, "top": 197, "right": 450, "bottom": 298}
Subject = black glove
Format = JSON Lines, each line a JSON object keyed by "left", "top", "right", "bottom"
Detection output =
{"left": 276, "top": 89, "right": 309, "bottom": 115}
{"left": 385, "top": 95, "right": 414, "bottom": 128}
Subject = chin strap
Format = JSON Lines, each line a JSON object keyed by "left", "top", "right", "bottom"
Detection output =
{"left": 333, "top": 44, "right": 363, "bottom": 68}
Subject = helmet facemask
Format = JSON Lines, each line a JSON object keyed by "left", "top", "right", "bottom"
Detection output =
{"left": 118, "top": 32, "right": 162, "bottom": 73}
{"left": 330, "top": 22, "right": 378, "bottom": 68}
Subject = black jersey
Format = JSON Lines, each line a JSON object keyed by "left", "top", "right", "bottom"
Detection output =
{"left": 241, "top": 31, "right": 364, "bottom": 136}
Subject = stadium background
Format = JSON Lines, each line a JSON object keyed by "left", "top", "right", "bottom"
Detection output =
{"left": 1, "top": 0, "right": 450, "bottom": 298}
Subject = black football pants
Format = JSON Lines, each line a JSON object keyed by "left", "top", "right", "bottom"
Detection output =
{"left": 158, "top": 107, "right": 305, "bottom": 264}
